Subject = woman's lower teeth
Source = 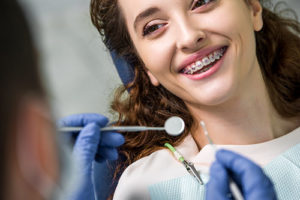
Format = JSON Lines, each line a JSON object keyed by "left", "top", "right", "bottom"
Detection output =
{"left": 194, "top": 63, "right": 214, "bottom": 74}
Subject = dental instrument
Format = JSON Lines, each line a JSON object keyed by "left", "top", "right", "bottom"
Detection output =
{"left": 59, "top": 116, "right": 185, "bottom": 136}
{"left": 165, "top": 143, "right": 204, "bottom": 184}
{"left": 200, "top": 121, "right": 244, "bottom": 200}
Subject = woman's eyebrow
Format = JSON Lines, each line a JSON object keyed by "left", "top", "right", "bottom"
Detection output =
{"left": 134, "top": 7, "right": 160, "bottom": 30}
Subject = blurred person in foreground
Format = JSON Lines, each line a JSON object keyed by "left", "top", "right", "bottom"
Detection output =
{"left": 0, "top": 0, "right": 124, "bottom": 199}
{"left": 0, "top": 0, "right": 60, "bottom": 198}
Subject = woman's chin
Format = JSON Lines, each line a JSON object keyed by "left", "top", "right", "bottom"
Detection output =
{"left": 186, "top": 87, "right": 236, "bottom": 108}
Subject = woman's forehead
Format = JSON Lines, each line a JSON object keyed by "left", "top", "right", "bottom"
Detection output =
{"left": 118, "top": 0, "right": 249, "bottom": 23}
{"left": 118, "top": 0, "right": 188, "bottom": 23}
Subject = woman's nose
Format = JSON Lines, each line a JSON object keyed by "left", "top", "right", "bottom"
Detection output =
{"left": 175, "top": 19, "right": 206, "bottom": 52}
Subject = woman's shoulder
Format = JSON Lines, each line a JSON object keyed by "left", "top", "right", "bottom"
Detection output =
{"left": 113, "top": 148, "right": 186, "bottom": 200}
{"left": 123, "top": 149, "right": 176, "bottom": 174}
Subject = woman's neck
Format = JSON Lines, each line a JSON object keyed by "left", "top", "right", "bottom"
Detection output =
{"left": 187, "top": 66, "right": 299, "bottom": 148}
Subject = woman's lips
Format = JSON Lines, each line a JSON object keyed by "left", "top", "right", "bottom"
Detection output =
{"left": 181, "top": 46, "right": 228, "bottom": 80}
{"left": 178, "top": 45, "right": 227, "bottom": 73}
{"left": 181, "top": 47, "right": 227, "bottom": 74}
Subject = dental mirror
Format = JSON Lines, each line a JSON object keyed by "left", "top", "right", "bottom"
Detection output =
{"left": 59, "top": 116, "right": 185, "bottom": 136}
{"left": 163, "top": 116, "right": 185, "bottom": 136}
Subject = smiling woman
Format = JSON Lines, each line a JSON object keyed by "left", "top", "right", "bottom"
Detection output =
{"left": 91, "top": 0, "right": 300, "bottom": 199}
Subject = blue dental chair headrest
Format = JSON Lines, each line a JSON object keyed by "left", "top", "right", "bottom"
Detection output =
{"left": 110, "top": 51, "right": 135, "bottom": 86}
{"left": 94, "top": 51, "right": 135, "bottom": 200}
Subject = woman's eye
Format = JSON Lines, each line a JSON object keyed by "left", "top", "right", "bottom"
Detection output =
{"left": 191, "top": 0, "right": 215, "bottom": 10}
{"left": 143, "top": 23, "right": 165, "bottom": 36}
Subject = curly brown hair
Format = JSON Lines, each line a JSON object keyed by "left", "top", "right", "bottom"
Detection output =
{"left": 90, "top": 0, "right": 300, "bottom": 197}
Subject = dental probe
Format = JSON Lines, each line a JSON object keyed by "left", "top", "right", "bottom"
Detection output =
{"left": 59, "top": 116, "right": 185, "bottom": 136}
{"left": 200, "top": 121, "right": 244, "bottom": 200}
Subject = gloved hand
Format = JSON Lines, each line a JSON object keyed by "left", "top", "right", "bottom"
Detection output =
{"left": 206, "top": 149, "right": 277, "bottom": 200}
{"left": 58, "top": 113, "right": 125, "bottom": 200}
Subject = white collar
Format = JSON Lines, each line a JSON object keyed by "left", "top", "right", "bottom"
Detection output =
{"left": 175, "top": 126, "right": 300, "bottom": 170}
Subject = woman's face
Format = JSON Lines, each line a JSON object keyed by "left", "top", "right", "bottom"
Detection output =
{"left": 118, "top": 0, "right": 263, "bottom": 108}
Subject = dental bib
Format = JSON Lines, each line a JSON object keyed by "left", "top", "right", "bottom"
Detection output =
{"left": 113, "top": 127, "right": 300, "bottom": 200}
{"left": 148, "top": 143, "right": 300, "bottom": 200}
{"left": 263, "top": 143, "right": 300, "bottom": 200}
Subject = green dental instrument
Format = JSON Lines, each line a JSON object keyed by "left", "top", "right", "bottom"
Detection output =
{"left": 164, "top": 143, "right": 204, "bottom": 185}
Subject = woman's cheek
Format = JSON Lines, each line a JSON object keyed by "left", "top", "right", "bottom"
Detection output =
{"left": 139, "top": 40, "right": 174, "bottom": 73}
{"left": 208, "top": 1, "right": 253, "bottom": 38}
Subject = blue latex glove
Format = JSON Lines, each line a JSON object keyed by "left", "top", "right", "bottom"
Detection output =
{"left": 206, "top": 149, "right": 277, "bottom": 200}
{"left": 58, "top": 113, "right": 125, "bottom": 200}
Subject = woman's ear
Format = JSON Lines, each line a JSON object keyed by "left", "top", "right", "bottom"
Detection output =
{"left": 15, "top": 98, "right": 59, "bottom": 197}
{"left": 249, "top": 0, "right": 263, "bottom": 31}
{"left": 146, "top": 70, "right": 160, "bottom": 86}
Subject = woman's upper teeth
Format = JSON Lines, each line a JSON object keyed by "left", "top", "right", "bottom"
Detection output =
{"left": 183, "top": 47, "right": 225, "bottom": 74}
